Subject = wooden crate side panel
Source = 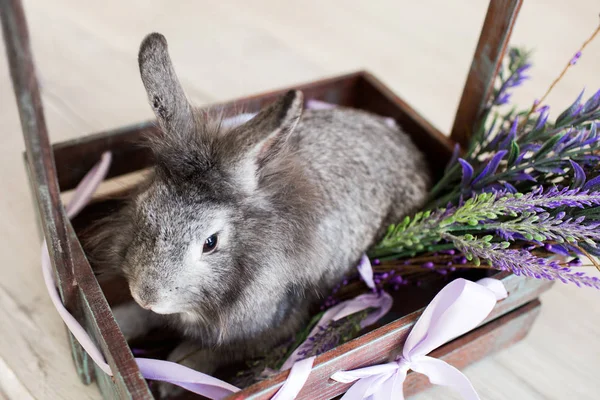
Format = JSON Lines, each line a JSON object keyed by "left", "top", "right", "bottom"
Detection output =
{"left": 67, "top": 221, "right": 153, "bottom": 399}
{"left": 232, "top": 299, "right": 542, "bottom": 400}
{"left": 226, "top": 273, "right": 551, "bottom": 400}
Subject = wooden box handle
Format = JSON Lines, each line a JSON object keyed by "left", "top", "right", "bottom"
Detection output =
{"left": 450, "top": 0, "right": 523, "bottom": 147}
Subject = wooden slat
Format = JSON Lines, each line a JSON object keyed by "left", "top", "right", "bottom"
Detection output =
{"left": 0, "top": 0, "right": 77, "bottom": 318}
{"left": 0, "top": 0, "right": 96, "bottom": 386}
{"left": 450, "top": 0, "right": 523, "bottom": 147}
{"left": 50, "top": 70, "right": 456, "bottom": 193}
{"left": 67, "top": 222, "right": 153, "bottom": 399}
{"left": 227, "top": 298, "right": 543, "bottom": 400}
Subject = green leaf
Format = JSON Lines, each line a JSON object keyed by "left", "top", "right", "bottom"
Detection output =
{"left": 534, "top": 164, "right": 565, "bottom": 174}
{"left": 534, "top": 133, "right": 564, "bottom": 159}
{"left": 508, "top": 140, "right": 520, "bottom": 165}
{"left": 555, "top": 90, "right": 584, "bottom": 127}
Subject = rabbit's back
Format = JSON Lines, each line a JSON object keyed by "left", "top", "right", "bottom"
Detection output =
{"left": 291, "top": 107, "right": 431, "bottom": 284}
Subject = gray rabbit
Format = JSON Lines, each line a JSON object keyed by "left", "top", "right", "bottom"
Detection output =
{"left": 89, "top": 33, "right": 431, "bottom": 396}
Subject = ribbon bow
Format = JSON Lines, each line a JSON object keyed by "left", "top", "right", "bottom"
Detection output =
{"left": 330, "top": 277, "right": 508, "bottom": 400}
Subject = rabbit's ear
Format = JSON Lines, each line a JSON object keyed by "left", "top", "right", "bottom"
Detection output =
{"left": 138, "top": 33, "right": 193, "bottom": 136}
{"left": 234, "top": 90, "right": 304, "bottom": 167}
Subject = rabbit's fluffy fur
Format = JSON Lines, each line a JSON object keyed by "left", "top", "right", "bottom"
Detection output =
{"left": 85, "top": 32, "right": 431, "bottom": 395}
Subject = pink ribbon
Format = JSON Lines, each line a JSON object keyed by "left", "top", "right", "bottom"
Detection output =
{"left": 271, "top": 356, "right": 316, "bottom": 400}
{"left": 330, "top": 277, "right": 508, "bottom": 400}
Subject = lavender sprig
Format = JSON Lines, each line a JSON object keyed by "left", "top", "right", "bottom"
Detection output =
{"left": 493, "top": 48, "right": 531, "bottom": 106}
{"left": 432, "top": 114, "right": 600, "bottom": 208}
{"left": 488, "top": 212, "right": 600, "bottom": 246}
{"left": 372, "top": 187, "right": 600, "bottom": 259}
{"left": 231, "top": 309, "right": 369, "bottom": 386}
{"left": 294, "top": 310, "right": 368, "bottom": 360}
{"left": 370, "top": 187, "right": 600, "bottom": 289}
{"left": 428, "top": 46, "right": 600, "bottom": 209}
{"left": 447, "top": 233, "right": 600, "bottom": 289}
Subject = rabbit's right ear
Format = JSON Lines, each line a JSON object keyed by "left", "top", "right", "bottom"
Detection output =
{"left": 233, "top": 90, "right": 304, "bottom": 167}
{"left": 138, "top": 33, "right": 193, "bottom": 137}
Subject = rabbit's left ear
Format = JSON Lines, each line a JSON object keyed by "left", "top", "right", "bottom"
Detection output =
{"left": 138, "top": 33, "right": 194, "bottom": 138}
{"left": 233, "top": 90, "right": 304, "bottom": 168}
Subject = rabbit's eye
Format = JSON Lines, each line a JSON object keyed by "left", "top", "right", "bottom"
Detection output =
{"left": 203, "top": 234, "right": 218, "bottom": 254}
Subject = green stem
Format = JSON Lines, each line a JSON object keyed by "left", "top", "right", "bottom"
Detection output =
{"left": 427, "top": 163, "right": 460, "bottom": 201}
{"left": 368, "top": 243, "right": 456, "bottom": 261}
{"left": 444, "top": 224, "right": 496, "bottom": 233}
{"left": 425, "top": 189, "right": 463, "bottom": 210}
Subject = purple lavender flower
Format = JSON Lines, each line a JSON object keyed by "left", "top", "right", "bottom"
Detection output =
{"left": 490, "top": 212, "right": 600, "bottom": 248}
{"left": 296, "top": 310, "right": 368, "bottom": 359}
{"left": 570, "top": 51, "right": 582, "bottom": 65}
{"left": 493, "top": 61, "right": 531, "bottom": 106}
{"left": 423, "top": 261, "right": 435, "bottom": 269}
{"left": 496, "top": 93, "right": 511, "bottom": 105}
{"left": 448, "top": 234, "right": 600, "bottom": 289}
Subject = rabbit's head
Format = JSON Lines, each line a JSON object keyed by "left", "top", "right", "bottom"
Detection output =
{"left": 122, "top": 33, "right": 309, "bottom": 318}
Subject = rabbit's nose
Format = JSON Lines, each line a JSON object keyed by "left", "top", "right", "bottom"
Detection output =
{"left": 130, "top": 283, "right": 158, "bottom": 310}
{"left": 131, "top": 289, "right": 153, "bottom": 309}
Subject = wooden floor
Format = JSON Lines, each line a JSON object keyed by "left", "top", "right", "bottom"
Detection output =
{"left": 1, "top": 0, "right": 600, "bottom": 399}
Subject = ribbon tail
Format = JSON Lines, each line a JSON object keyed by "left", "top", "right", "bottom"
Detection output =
{"left": 135, "top": 358, "right": 239, "bottom": 400}
{"left": 340, "top": 373, "right": 394, "bottom": 400}
{"left": 410, "top": 356, "right": 480, "bottom": 400}
{"left": 271, "top": 356, "right": 315, "bottom": 400}
{"left": 476, "top": 278, "right": 508, "bottom": 300}
{"left": 372, "top": 368, "right": 407, "bottom": 400}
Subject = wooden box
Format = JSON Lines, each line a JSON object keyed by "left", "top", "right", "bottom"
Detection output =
{"left": 2, "top": 0, "right": 551, "bottom": 399}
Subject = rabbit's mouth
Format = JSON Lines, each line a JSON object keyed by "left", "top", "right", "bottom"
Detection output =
{"left": 130, "top": 285, "right": 183, "bottom": 315}
{"left": 147, "top": 304, "right": 180, "bottom": 315}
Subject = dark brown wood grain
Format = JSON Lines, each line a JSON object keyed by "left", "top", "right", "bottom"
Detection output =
{"left": 51, "top": 71, "right": 455, "bottom": 192}
{"left": 450, "top": 0, "right": 523, "bottom": 147}
{"left": 0, "top": 0, "right": 97, "bottom": 385}
{"left": 68, "top": 221, "right": 154, "bottom": 399}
